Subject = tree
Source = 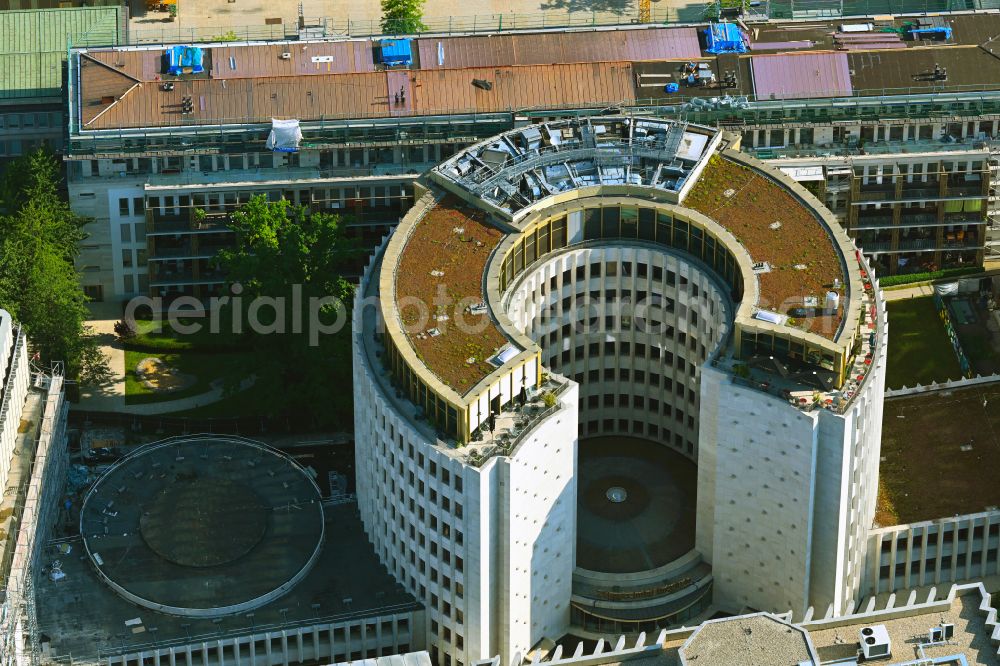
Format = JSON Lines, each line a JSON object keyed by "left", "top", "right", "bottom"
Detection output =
{"left": 215, "top": 195, "right": 362, "bottom": 428}
{"left": 0, "top": 149, "right": 109, "bottom": 386}
{"left": 380, "top": 0, "right": 427, "bottom": 35}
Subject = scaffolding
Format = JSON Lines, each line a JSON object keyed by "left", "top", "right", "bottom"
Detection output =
{"left": 0, "top": 362, "right": 68, "bottom": 666}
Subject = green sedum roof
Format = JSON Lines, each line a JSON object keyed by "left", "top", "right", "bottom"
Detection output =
{"left": 0, "top": 6, "right": 122, "bottom": 101}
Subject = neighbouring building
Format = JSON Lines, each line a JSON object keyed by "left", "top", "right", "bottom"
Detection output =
{"left": 64, "top": 14, "right": 1000, "bottom": 305}
{"left": 0, "top": 5, "right": 123, "bottom": 163}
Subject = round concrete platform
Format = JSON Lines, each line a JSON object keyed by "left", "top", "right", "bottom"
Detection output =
{"left": 139, "top": 478, "right": 268, "bottom": 567}
{"left": 576, "top": 436, "right": 697, "bottom": 574}
{"left": 80, "top": 435, "right": 324, "bottom": 617}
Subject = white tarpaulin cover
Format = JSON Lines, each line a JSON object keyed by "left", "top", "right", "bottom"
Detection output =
{"left": 265, "top": 118, "right": 303, "bottom": 152}
{"left": 934, "top": 282, "right": 959, "bottom": 296}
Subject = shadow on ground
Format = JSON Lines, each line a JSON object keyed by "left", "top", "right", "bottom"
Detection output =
{"left": 539, "top": 0, "right": 635, "bottom": 14}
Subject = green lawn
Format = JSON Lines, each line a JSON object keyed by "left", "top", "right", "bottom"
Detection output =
{"left": 122, "top": 317, "right": 255, "bottom": 406}
{"left": 129, "top": 318, "right": 247, "bottom": 352}
{"left": 886, "top": 296, "right": 963, "bottom": 389}
{"left": 123, "top": 348, "right": 254, "bottom": 405}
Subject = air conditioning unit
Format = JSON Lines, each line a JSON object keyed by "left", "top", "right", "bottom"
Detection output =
{"left": 859, "top": 625, "right": 892, "bottom": 660}
{"left": 928, "top": 626, "right": 944, "bottom": 643}
{"left": 941, "top": 623, "right": 955, "bottom": 640}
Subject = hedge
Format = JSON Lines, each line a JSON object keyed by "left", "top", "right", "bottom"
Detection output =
{"left": 879, "top": 266, "right": 984, "bottom": 288}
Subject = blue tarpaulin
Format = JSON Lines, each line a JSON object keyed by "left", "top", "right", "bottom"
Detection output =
{"left": 380, "top": 39, "right": 413, "bottom": 67}
{"left": 167, "top": 45, "right": 205, "bottom": 76}
{"left": 704, "top": 23, "right": 748, "bottom": 54}
{"left": 908, "top": 25, "right": 953, "bottom": 40}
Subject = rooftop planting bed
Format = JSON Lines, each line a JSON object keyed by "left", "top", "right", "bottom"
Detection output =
{"left": 684, "top": 155, "right": 846, "bottom": 340}
{"left": 394, "top": 196, "right": 509, "bottom": 394}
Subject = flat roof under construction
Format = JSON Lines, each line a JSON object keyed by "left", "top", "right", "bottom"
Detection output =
{"left": 78, "top": 435, "right": 324, "bottom": 617}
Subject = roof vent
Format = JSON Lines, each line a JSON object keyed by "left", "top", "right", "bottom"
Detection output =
{"left": 751, "top": 261, "right": 771, "bottom": 274}
{"left": 472, "top": 78, "right": 493, "bottom": 91}
{"left": 753, "top": 309, "right": 786, "bottom": 325}
{"left": 279, "top": 52, "right": 292, "bottom": 60}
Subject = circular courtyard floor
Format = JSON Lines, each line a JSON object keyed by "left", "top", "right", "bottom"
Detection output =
{"left": 80, "top": 436, "right": 324, "bottom": 616}
{"left": 576, "top": 436, "right": 697, "bottom": 573}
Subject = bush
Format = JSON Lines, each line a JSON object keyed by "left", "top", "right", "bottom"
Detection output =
{"left": 542, "top": 391, "right": 557, "bottom": 408}
{"left": 880, "top": 266, "right": 983, "bottom": 287}
{"left": 114, "top": 319, "right": 137, "bottom": 340}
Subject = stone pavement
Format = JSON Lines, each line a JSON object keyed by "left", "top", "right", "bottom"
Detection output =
{"left": 883, "top": 284, "right": 935, "bottom": 302}
{"left": 116, "top": 376, "right": 256, "bottom": 416}
{"left": 77, "top": 303, "right": 126, "bottom": 413}
{"left": 130, "top": 0, "right": 704, "bottom": 36}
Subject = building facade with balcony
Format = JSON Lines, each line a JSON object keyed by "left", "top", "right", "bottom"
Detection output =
{"left": 64, "top": 15, "right": 1000, "bottom": 305}
{"left": 352, "top": 118, "right": 888, "bottom": 665}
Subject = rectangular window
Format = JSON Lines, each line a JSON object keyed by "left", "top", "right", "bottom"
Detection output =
{"left": 120, "top": 225, "right": 132, "bottom": 243}
{"left": 118, "top": 198, "right": 130, "bottom": 216}
{"left": 133, "top": 197, "right": 145, "bottom": 215}
{"left": 121, "top": 249, "right": 133, "bottom": 267}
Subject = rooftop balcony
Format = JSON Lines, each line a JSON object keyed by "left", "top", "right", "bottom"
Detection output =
{"left": 714, "top": 252, "right": 882, "bottom": 416}
{"left": 148, "top": 241, "right": 232, "bottom": 261}
{"left": 463, "top": 376, "right": 572, "bottom": 468}
{"left": 147, "top": 212, "right": 234, "bottom": 236}
{"left": 864, "top": 235, "right": 983, "bottom": 253}
{"left": 148, "top": 267, "right": 226, "bottom": 287}
{"left": 753, "top": 137, "right": 995, "bottom": 161}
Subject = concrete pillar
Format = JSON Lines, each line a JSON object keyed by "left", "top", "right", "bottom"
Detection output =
{"left": 871, "top": 533, "right": 883, "bottom": 595}
{"left": 889, "top": 531, "right": 899, "bottom": 592}
{"left": 281, "top": 631, "right": 290, "bottom": 666}
{"left": 919, "top": 525, "right": 930, "bottom": 587}
{"left": 964, "top": 516, "right": 976, "bottom": 580}
{"left": 934, "top": 525, "right": 945, "bottom": 584}
{"left": 949, "top": 520, "right": 961, "bottom": 584}
{"left": 903, "top": 529, "right": 914, "bottom": 589}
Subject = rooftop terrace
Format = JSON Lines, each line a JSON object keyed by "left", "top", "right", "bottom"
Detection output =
{"left": 68, "top": 13, "right": 1000, "bottom": 135}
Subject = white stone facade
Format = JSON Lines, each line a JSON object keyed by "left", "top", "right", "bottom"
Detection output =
{"left": 504, "top": 244, "right": 730, "bottom": 456}
{"left": 697, "top": 281, "right": 887, "bottom": 619}
{"left": 354, "top": 244, "right": 578, "bottom": 666}
{"left": 352, "top": 120, "right": 888, "bottom": 666}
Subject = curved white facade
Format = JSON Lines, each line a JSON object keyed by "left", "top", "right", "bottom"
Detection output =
{"left": 352, "top": 118, "right": 888, "bottom": 666}
{"left": 504, "top": 245, "right": 731, "bottom": 457}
